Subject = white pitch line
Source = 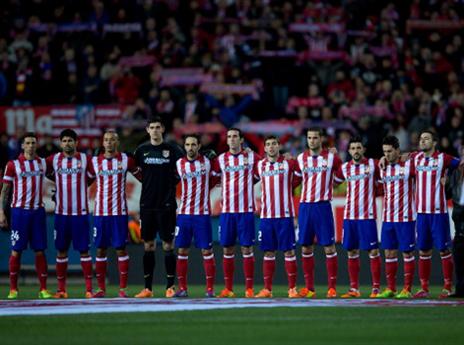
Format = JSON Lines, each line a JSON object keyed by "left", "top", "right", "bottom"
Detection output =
{"left": 0, "top": 298, "right": 463, "bottom": 316}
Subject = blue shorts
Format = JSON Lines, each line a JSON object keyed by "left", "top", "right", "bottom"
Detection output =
{"left": 259, "top": 218, "right": 295, "bottom": 252}
{"left": 93, "top": 215, "right": 128, "bottom": 249}
{"left": 10, "top": 208, "right": 47, "bottom": 252}
{"left": 219, "top": 212, "right": 255, "bottom": 247}
{"left": 175, "top": 214, "right": 213, "bottom": 250}
{"left": 416, "top": 213, "right": 451, "bottom": 251}
{"left": 381, "top": 221, "right": 416, "bottom": 252}
{"left": 342, "top": 219, "right": 379, "bottom": 251}
{"left": 298, "top": 202, "right": 335, "bottom": 246}
{"left": 54, "top": 214, "right": 90, "bottom": 252}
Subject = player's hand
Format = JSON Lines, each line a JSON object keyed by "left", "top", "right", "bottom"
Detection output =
{"left": 283, "top": 152, "right": 295, "bottom": 160}
{"left": 0, "top": 211, "right": 8, "bottom": 228}
{"left": 379, "top": 156, "right": 387, "bottom": 170}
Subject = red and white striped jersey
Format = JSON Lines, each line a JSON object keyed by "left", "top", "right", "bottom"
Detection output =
{"left": 335, "top": 158, "right": 379, "bottom": 220}
{"left": 414, "top": 151, "right": 456, "bottom": 214}
{"left": 212, "top": 150, "right": 259, "bottom": 213}
{"left": 47, "top": 152, "right": 90, "bottom": 216}
{"left": 2, "top": 154, "right": 46, "bottom": 209}
{"left": 88, "top": 153, "right": 139, "bottom": 216}
{"left": 176, "top": 155, "right": 211, "bottom": 215}
{"left": 257, "top": 156, "right": 300, "bottom": 219}
{"left": 380, "top": 160, "right": 416, "bottom": 222}
{"left": 296, "top": 150, "right": 342, "bottom": 203}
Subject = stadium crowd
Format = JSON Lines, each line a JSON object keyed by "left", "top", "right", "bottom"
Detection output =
{"left": 0, "top": 0, "right": 463, "bottom": 161}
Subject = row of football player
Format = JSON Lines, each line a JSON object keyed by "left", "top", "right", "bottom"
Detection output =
{"left": 0, "top": 119, "right": 462, "bottom": 299}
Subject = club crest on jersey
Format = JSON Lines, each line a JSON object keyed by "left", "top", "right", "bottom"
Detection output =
{"left": 364, "top": 167, "right": 370, "bottom": 174}
{"left": 77, "top": 162, "right": 82, "bottom": 169}
{"left": 399, "top": 167, "right": 405, "bottom": 175}
{"left": 321, "top": 160, "right": 328, "bottom": 167}
{"left": 162, "top": 150, "right": 170, "bottom": 158}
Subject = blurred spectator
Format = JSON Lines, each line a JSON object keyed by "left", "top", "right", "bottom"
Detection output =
{"left": 37, "top": 134, "right": 60, "bottom": 158}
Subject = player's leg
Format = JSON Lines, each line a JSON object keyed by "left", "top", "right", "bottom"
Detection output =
{"left": 93, "top": 216, "right": 109, "bottom": 297}
{"left": 158, "top": 208, "right": 177, "bottom": 297}
{"left": 218, "top": 213, "right": 237, "bottom": 297}
{"left": 111, "top": 215, "right": 130, "bottom": 298}
{"left": 432, "top": 214, "right": 453, "bottom": 298}
{"left": 54, "top": 214, "right": 72, "bottom": 298}
{"left": 341, "top": 220, "right": 361, "bottom": 298}
{"left": 238, "top": 212, "right": 256, "bottom": 298}
{"left": 135, "top": 209, "right": 156, "bottom": 298}
{"left": 192, "top": 215, "right": 215, "bottom": 297}
{"left": 380, "top": 222, "right": 399, "bottom": 297}
{"left": 451, "top": 206, "right": 464, "bottom": 297}
{"left": 277, "top": 218, "right": 298, "bottom": 298}
{"left": 316, "top": 203, "right": 338, "bottom": 298}
{"left": 298, "top": 203, "right": 316, "bottom": 298}
{"left": 31, "top": 208, "right": 51, "bottom": 298}
{"left": 414, "top": 214, "right": 433, "bottom": 298}
{"left": 256, "top": 218, "right": 276, "bottom": 298}
{"left": 71, "top": 215, "right": 93, "bottom": 297}
{"left": 396, "top": 221, "right": 416, "bottom": 298}
{"left": 360, "top": 220, "right": 381, "bottom": 297}
{"left": 174, "top": 215, "right": 193, "bottom": 296}
{"left": 8, "top": 208, "right": 29, "bottom": 298}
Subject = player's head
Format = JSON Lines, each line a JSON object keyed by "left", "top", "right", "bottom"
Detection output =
{"left": 348, "top": 136, "right": 365, "bottom": 162}
{"left": 227, "top": 128, "right": 243, "bottom": 152}
{"left": 21, "top": 132, "right": 38, "bottom": 155}
{"left": 382, "top": 135, "right": 400, "bottom": 163}
{"left": 264, "top": 135, "right": 280, "bottom": 159}
{"left": 102, "top": 130, "right": 119, "bottom": 154}
{"left": 146, "top": 116, "right": 165, "bottom": 142}
{"left": 419, "top": 130, "right": 437, "bottom": 153}
{"left": 184, "top": 134, "right": 201, "bottom": 160}
{"left": 59, "top": 129, "right": 78, "bottom": 154}
{"left": 306, "top": 127, "right": 323, "bottom": 151}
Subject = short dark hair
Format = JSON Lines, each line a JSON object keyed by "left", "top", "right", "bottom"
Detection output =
{"left": 382, "top": 135, "right": 400, "bottom": 149}
{"left": 227, "top": 127, "right": 243, "bottom": 138}
{"left": 146, "top": 116, "right": 164, "bottom": 128}
{"left": 183, "top": 133, "right": 201, "bottom": 144}
{"left": 264, "top": 135, "right": 279, "bottom": 144}
{"left": 348, "top": 136, "right": 364, "bottom": 148}
{"left": 306, "top": 127, "right": 323, "bottom": 136}
{"left": 21, "top": 132, "right": 37, "bottom": 144}
{"left": 420, "top": 130, "right": 437, "bottom": 142}
{"left": 60, "top": 129, "right": 77, "bottom": 141}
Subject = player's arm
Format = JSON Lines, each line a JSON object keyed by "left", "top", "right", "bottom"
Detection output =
{"left": 289, "top": 159, "right": 302, "bottom": 189}
{"left": 87, "top": 157, "right": 96, "bottom": 186}
{"left": 128, "top": 156, "right": 142, "bottom": 182}
{"left": 210, "top": 157, "right": 222, "bottom": 187}
{"left": 0, "top": 162, "right": 14, "bottom": 227}
{"left": 333, "top": 156, "right": 345, "bottom": 186}
{"left": 45, "top": 155, "right": 56, "bottom": 182}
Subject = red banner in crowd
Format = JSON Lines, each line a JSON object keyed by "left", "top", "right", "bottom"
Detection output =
{"left": 0, "top": 105, "right": 125, "bottom": 148}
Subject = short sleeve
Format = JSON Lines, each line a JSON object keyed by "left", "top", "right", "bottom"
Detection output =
{"left": 2, "top": 161, "right": 15, "bottom": 183}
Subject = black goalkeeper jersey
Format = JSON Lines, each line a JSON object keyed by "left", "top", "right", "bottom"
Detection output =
{"left": 134, "top": 141, "right": 184, "bottom": 210}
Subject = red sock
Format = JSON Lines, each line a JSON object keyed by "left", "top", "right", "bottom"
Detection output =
{"left": 118, "top": 255, "right": 129, "bottom": 289}
{"left": 385, "top": 257, "right": 398, "bottom": 292}
{"left": 441, "top": 253, "right": 454, "bottom": 291}
{"left": 176, "top": 255, "right": 188, "bottom": 291}
{"left": 95, "top": 257, "right": 107, "bottom": 291}
{"left": 9, "top": 255, "right": 20, "bottom": 291}
{"left": 203, "top": 254, "right": 216, "bottom": 292}
{"left": 35, "top": 253, "right": 48, "bottom": 291}
{"left": 56, "top": 257, "right": 68, "bottom": 292}
{"left": 80, "top": 256, "right": 93, "bottom": 292}
{"left": 284, "top": 256, "right": 297, "bottom": 289}
{"left": 326, "top": 253, "right": 338, "bottom": 289}
{"left": 419, "top": 255, "right": 432, "bottom": 292}
{"left": 243, "top": 253, "right": 255, "bottom": 290}
{"left": 302, "top": 253, "right": 315, "bottom": 291}
{"left": 403, "top": 256, "right": 415, "bottom": 291}
{"left": 348, "top": 255, "right": 360, "bottom": 290}
{"left": 263, "top": 256, "right": 275, "bottom": 291}
{"left": 223, "top": 254, "right": 235, "bottom": 291}
{"left": 369, "top": 254, "right": 381, "bottom": 290}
